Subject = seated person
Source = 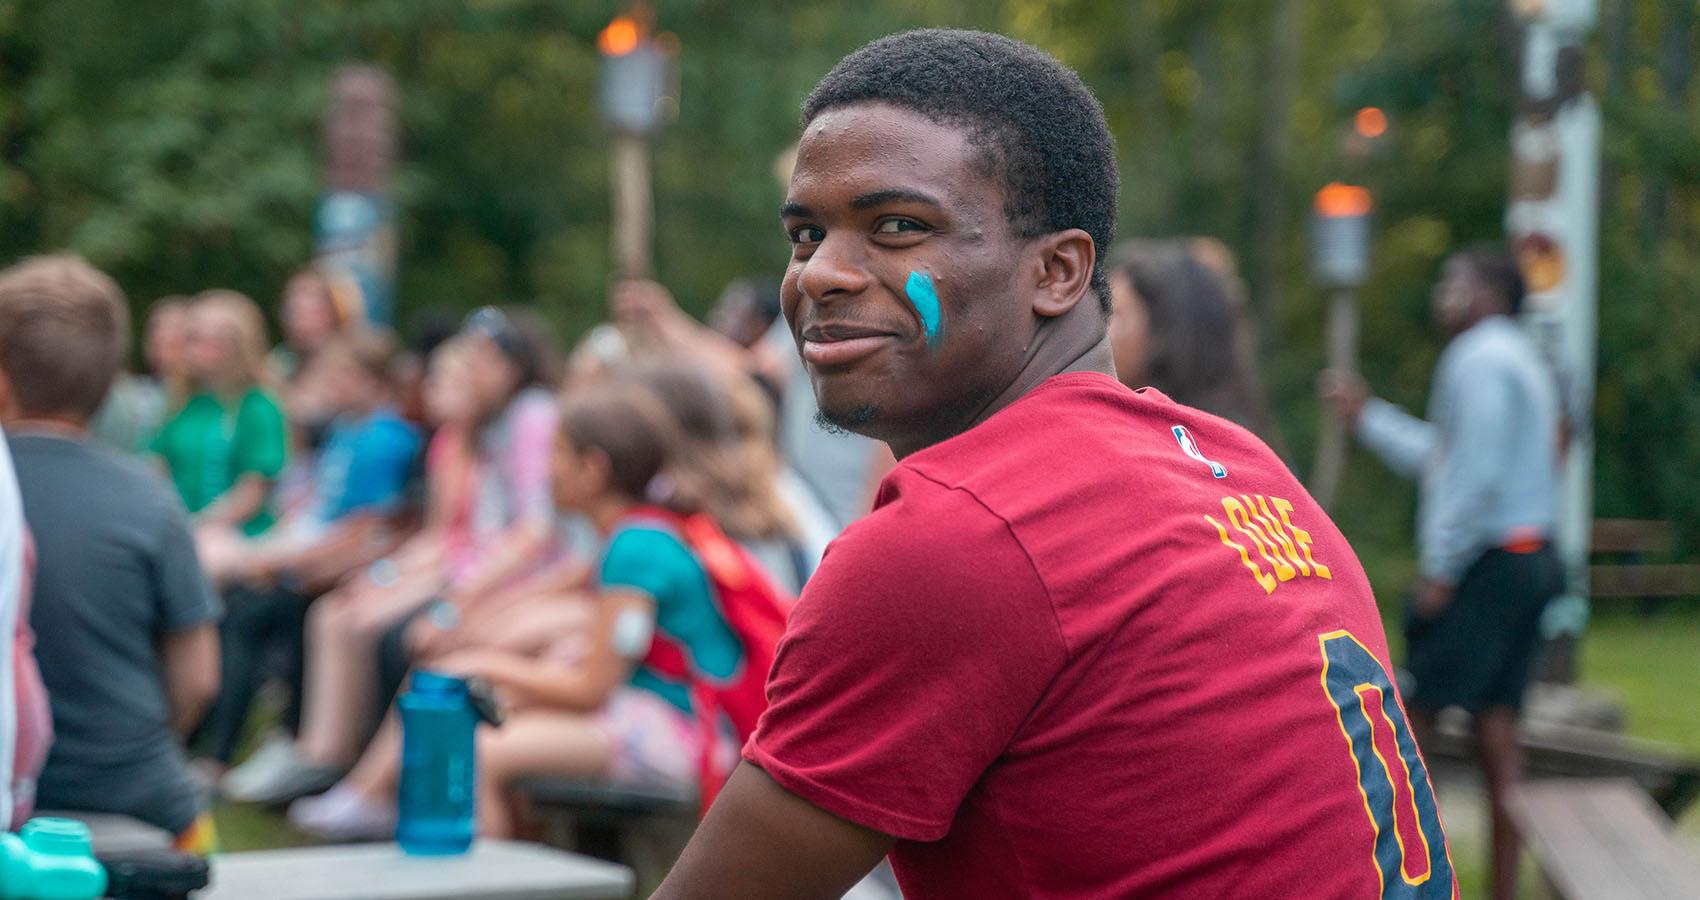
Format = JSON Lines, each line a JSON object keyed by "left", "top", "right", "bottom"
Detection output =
{"left": 0, "top": 255, "right": 220, "bottom": 850}
{"left": 224, "top": 318, "right": 562, "bottom": 804}
{"left": 289, "top": 381, "right": 753, "bottom": 840}
{"left": 629, "top": 363, "right": 810, "bottom": 595}
{"left": 152, "top": 290, "right": 289, "bottom": 548}
{"left": 198, "top": 328, "right": 422, "bottom": 770}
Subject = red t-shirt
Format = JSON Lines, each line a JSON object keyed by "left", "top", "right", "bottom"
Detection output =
{"left": 746, "top": 373, "right": 1457, "bottom": 899}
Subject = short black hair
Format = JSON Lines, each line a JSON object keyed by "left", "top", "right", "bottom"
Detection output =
{"left": 1454, "top": 243, "right": 1527, "bottom": 315}
{"left": 803, "top": 29, "right": 1119, "bottom": 310}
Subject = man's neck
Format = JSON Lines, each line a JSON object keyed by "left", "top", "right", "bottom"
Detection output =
{"left": 1451, "top": 307, "right": 1511, "bottom": 338}
{"left": 6, "top": 415, "right": 89, "bottom": 440}
{"left": 887, "top": 306, "right": 1115, "bottom": 459}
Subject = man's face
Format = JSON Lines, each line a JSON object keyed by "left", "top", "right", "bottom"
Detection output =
{"left": 780, "top": 103, "right": 1036, "bottom": 447}
{"left": 1430, "top": 257, "right": 1478, "bottom": 334}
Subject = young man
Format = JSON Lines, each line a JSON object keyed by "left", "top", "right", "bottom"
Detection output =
{"left": 657, "top": 30, "right": 1457, "bottom": 899}
{"left": 0, "top": 255, "right": 221, "bottom": 849}
{"left": 1324, "top": 246, "right": 1561, "bottom": 900}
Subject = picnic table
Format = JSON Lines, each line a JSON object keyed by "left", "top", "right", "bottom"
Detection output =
{"left": 198, "top": 840, "right": 633, "bottom": 900}
{"left": 1513, "top": 778, "right": 1700, "bottom": 900}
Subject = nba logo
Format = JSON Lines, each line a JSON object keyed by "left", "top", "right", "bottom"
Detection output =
{"left": 1172, "top": 425, "right": 1228, "bottom": 479}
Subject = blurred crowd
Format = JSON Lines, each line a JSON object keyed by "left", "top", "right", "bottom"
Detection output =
{"left": 0, "top": 237, "right": 1272, "bottom": 849}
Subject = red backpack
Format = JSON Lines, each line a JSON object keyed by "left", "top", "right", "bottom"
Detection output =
{"left": 621, "top": 507, "right": 793, "bottom": 811}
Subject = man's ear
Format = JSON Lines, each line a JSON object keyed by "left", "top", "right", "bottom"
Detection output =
{"left": 1030, "top": 228, "right": 1096, "bottom": 318}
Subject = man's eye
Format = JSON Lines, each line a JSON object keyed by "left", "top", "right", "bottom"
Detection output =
{"left": 874, "top": 218, "right": 925, "bottom": 235}
{"left": 789, "top": 226, "right": 825, "bottom": 244}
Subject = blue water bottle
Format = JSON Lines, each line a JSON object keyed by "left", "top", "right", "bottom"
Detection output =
{"left": 397, "top": 671, "right": 478, "bottom": 855}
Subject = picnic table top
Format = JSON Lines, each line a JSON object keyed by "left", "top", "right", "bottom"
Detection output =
{"left": 1513, "top": 778, "right": 1700, "bottom": 900}
{"left": 199, "top": 839, "right": 633, "bottom": 900}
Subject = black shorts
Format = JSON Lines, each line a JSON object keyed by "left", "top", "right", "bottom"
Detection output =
{"left": 1404, "top": 546, "right": 1562, "bottom": 713}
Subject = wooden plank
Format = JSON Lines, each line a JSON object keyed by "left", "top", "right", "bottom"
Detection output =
{"left": 1424, "top": 719, "right": 1700, "bottom": 819}
{"left": 1584, "top": 786, "right": 1700, "bottom": 899}
{"left": 516, "top": 777, "right": 695, "bottom": 814}
{"left": 1513, "top": 779, "right": 1700, "bottom": 900}
{"left": 33, "top": 810, "right": 173, "bottom": 854}
{"left": 200, "top": 840, "right": 633, "bottom": 900}
{"left": 1590, "top": 519, "right": 1674, "bottom": 555}
{"left": 1515, "top": 781, "right": 1636, "bottom": 899}
{"left": 1590, "top": 564, "right": 1700, "bottom": 598}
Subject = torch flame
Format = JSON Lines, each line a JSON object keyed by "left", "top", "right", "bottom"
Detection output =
{"left": 1315, "top": 182, "right": 1373, "bottom": 218}
{"left": 599, "top": 16, "right": 641, "bottom": 57}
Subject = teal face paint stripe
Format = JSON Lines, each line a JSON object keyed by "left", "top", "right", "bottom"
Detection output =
{"left": 905, "top": 271, "right": 944, "bottom": 344}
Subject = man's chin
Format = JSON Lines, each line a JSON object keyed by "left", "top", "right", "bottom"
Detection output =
{"left": 814, "top": 403, "right": 879, "bottom": 437}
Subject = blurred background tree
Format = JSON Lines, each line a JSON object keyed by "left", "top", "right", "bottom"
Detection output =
{"left": 0, "top": 0, "right": 1696, "bottom": 564}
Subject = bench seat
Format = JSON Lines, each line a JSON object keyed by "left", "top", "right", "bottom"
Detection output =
{"left": 1512, "top": 778, "right": 1700, "bottom": 900}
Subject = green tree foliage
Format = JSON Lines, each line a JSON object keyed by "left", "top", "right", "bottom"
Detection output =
{"left": 0, "top": 0, "right": 1695, "bottom": 554}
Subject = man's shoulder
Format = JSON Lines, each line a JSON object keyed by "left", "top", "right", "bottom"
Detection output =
{"left": 904, "top": 373, "right": 1132, "bottom": 478}
{"left": 1448, "top": 316, "right": 1536, "bottom": 367}
{"left": 817, "top": 469, "right": 1043, "bottom": 600}
{"left": 902, "top": 373, "right": 1232, "bottom": 505}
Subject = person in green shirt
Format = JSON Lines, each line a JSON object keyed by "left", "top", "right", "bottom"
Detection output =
{"left": 152, "top": 290, "right": 287, "bottom": 538}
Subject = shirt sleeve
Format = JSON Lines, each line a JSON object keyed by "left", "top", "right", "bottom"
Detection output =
{"left": 151, "top": 493, "right": 222, "bottom": 632}
{"left": 1356, "top": 397, "right": 1438, "bottom": 480}
{"left": 234, "top": 391, "right": 288, "bottom": 480}
{"left": 1419, "top": 359, "right": 1513, "bottom": 584}
{"left": 599, "top": 525, "right": 739, "bottom": 681}
{"left": 744, "top": 475, "right": 1066, "bottom": 842}
{"left": 599, "top": 526, "right": 688, "bottom": 603}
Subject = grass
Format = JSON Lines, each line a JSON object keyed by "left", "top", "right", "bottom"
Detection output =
{"left": 1576, "top": 603, "right": 1700, "bottom": 856}
{"left": 213, "top": 799, "right": 307, "bottom": 853}
{"left": 1578, "top": 604, "right": 1700, "bottom": 749}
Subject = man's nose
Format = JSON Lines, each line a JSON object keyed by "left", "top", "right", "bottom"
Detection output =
{"left": 796, "top": 232, "right": 874, "bottom": 304}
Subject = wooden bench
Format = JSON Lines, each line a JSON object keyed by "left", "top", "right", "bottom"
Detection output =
{"left": 515, "top": 778, "right": 696, "bottom": 890}
{"left": 1423, "top": 717, "right": 1700, "bottom": 819}
{"left": 200, "top": 839, "right": 633, "bottom": 900}
{"left": 31, "top": 810, "right": 173, "bottom": 853}
{"left": 1512, "top": 778, "right": 1700, "bottom": 900}
{"left": 1590, "top": 518, "right": 1700, "bottom": 601}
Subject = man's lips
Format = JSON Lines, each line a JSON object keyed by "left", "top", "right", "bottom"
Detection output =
{"left": 799, "top": 323, "right": 900, "bottom": 367}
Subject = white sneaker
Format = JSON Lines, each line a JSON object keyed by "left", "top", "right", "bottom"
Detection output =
{"left": 288, "top": 784, "right": 396, "bottom": 842}
{"left": 222, "top": 736, "right": 341, "bottom": 805}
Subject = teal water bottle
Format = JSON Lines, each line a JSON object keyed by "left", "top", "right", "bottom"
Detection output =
{"left": 0, "top": 818, "right": 108, "bottom": 899}
{"left": 397, "top": 671, "right": 478, "bottom": 855}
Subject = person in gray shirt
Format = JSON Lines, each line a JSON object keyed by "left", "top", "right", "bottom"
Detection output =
{"left": 1323, "top": 244, "right": 1562, "bottom": 900}
{"left": 0, "top": 255, "right": 221, "bottom": 840}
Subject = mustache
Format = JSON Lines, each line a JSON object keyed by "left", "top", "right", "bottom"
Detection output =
{"left": 793, "top": 313, "right": 911, "bottom": 342}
